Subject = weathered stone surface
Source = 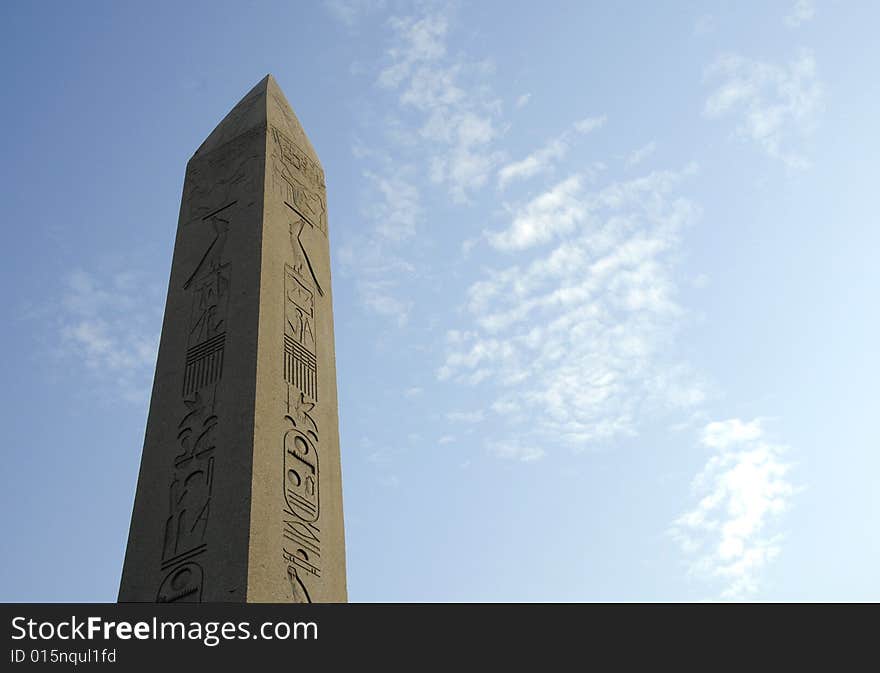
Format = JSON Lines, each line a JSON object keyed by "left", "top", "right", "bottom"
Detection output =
{"left": 118, "top": 75, "right": 347, "bottom": 603}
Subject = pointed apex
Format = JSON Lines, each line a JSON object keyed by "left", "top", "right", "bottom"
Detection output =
{"left": 256, "top": 73, "right": 275, "bottom": 91}
{"left": 192, "top": 74, "right": 320, "bottom": 166}
{"left": 265, "top": 75, "right": 320, "bottom": 166}
{"left": 192, "top": 76, "right": 268, "bottom": 158}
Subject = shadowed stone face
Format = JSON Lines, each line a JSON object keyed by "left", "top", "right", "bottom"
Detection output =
{"left": 118, "top": 75, "right": 347, "bottom": 603}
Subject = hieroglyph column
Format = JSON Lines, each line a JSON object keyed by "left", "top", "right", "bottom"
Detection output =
{"left": 118, "top": 74, "right": 346, "bottom": 603}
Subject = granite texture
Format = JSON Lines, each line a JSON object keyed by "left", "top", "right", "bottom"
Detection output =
{"left": 118, "top": 75, "right": 347, "bottom": 603}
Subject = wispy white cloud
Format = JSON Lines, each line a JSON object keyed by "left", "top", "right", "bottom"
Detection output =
{"left": 784, "top": 0, "right": 815, "bottom": 27}
{"left": 378, "top": 14, "right": 450, "bottom": 89}
{"left": 489, "top": 174, "right": 586, "bottom": 250}
{"left": 357, "top": 279, "right": 412, "bottom": 326}
{"left": 446, "top": 409, "right": 485, "bottom": 424}
{"left": 488, "top": 164, "right": 694, "bottom": 252}
{"left": 626, "top": 141, "right": 657, "bottom": 168}
{"left": 573, "top": 117, "right": 606, "bottom": 134}
{"left": 343, "top": 7, "right": 802, "bottom": 596}
{"left": 347, "top": 7, "right": 504, "bottom": 324}
{"left": 440, "top": 164, "right": 706, "bottom": 448}
{"left": 514, "top": 93, "right": 531, "bottom": 109}
{"left": 341, "top": 137, "right": 423, "bottom": 325}
{"left": 497, "top": 136, "right": 567, "bottom": 189}
{"left": 497, "top": 116, "right": 606, "bottom": 190}
{"left": 671, "top": 419, "right": 796, "bottom": 599}
{"left": 337, "top": 236, "right": 416, "bottom": 326}
{"left": 377, "top": 12, "right": 503, "bottom": 202}
{"left": 362, "top": 169, "right": 421, "bottom": 241}
{"left": 702, "top": 418, "right": 763, "bottom": 448}
{"left": 704, "top": 49, "right": 823, "bottom": 168}
{"left": 424, "top": 108, "right": 500, "bottom": 201}
{"left": 54, "top": 268, "right": 162, "bottom": 403}
{"left": 489, "top": 440, "right": 546, "bottom": 462}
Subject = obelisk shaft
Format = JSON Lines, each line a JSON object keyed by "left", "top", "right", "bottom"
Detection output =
{"left": 118, "top": 75, "right": 347, "bottom": 603}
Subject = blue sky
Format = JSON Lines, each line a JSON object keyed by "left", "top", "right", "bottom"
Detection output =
{"left": 2, "top": 0, "right": 878, "bottom": 601}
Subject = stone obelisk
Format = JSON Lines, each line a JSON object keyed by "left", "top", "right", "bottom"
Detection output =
{"left": 118, "top": 75, "right": 346, "bottom": 603}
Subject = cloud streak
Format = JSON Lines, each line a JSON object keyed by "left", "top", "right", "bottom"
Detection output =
{"left": 337, "top": 236, "right": 416, "bottom": 326}
{"left": 626, "top": 141, "right": 657, "bottom": 168}
{"left": 440, "top": 164, "right": 706, "bottom": 447}
{"left": 497, "top": 116, "right": 606, "bottom": 190}
{"left": 345, "top": 5, "right": 801, "bottom": 599}
{"left": 54, "top": 268, "right": 162, "bottom": 403}
{"left": 671, "top": 419, "right": 796, "bottom": 599}
{"left": 784, "top": 0, "right": 815, "bottom": 27}
{"left": 489, "top": 440, "right": 546, "bottom": 462}
{"left": 377, "top": 12, "right": 504, "bottom": 202}
{"left": 347, "top": 7, "right": 507, "bottom": 324}
{"left": 704, "top": 49, "right": 823, "bottom": 168}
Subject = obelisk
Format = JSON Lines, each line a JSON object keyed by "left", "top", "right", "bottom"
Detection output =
{"left": 118, "top": 75, "right": 347, "bottom": 603}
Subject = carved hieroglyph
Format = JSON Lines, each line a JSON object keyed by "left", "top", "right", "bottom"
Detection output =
{"left": 119, "top": 75, "right": 347, "bottom": 603}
